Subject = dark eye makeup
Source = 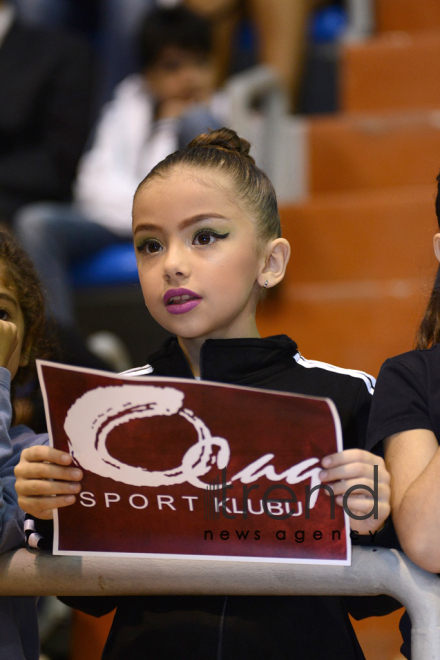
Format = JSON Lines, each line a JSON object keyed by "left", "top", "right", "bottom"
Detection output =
{"left": 136, "top": 228, "right": 229, "bottom": 254}
{"left": 192, "top": 229, "right": 229, "bottom": 246}
{"left": 136, "top": 239, "right": 163, "bottom": 254}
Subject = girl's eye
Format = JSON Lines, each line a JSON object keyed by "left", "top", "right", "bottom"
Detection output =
{"left": 193, "top": 230, "right": 229, "bottom": 246}
{"left": 0, "top": 308, "right": 10, "bottom": 321}
{"left": 137, "top": 240, "right": 163, "bottom": 254}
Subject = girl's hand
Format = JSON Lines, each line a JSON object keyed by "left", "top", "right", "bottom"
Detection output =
{"left": 14, "top": 446, "right": 83, "bottom": 520}
{"left": 0, "top": 320, "right": 19, "bottom": 372}
{"left": 319, "top": 449, "right": 391, "bottom": 535}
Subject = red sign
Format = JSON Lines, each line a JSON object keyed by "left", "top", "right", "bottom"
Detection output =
{"left": 37, "top": 361, "right": 350, "bottom": 565}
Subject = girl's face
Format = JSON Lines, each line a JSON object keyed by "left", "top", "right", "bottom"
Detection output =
{"left": 132, "top": 167, "right": 267, "bottom": 346}
{"left": 0, "top": 268, "right": 27, "bottom": 379}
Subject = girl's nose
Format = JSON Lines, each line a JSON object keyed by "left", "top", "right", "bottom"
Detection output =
{"left": 163, "top": 244, "right": 189, "bottom": 281}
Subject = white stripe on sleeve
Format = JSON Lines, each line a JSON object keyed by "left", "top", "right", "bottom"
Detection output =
{"left": 294, "top": 353, "right": 375, "bottom": 395}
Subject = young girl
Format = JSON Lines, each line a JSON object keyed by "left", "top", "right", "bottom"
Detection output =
{"left": 0, "top": 230, "right": 50, "bottom": 659}
{"left": 15, "top": 129, "right": 391, "bottom": 660}
{"left": 366, "top": 172, "right": 440, "bottom": 658}
{"left": 367, "top": 171, "right": 440, "bottom": 573}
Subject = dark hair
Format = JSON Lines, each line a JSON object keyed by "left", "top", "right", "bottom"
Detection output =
{"left": 138, "top": 6, "right": 212, "bottom": 71}
{"left": 0, "top": 231, "right": 50, "bottom": 388}
{"left": 135, "top": 127, "right": 281, "bottom": 242}
{"left": 416, "top": 172, "right": 440, "bottom": 349}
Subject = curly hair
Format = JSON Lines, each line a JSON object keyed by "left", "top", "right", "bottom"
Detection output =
{"left": 0, "top": 230, "right": 51, "bottom": 389}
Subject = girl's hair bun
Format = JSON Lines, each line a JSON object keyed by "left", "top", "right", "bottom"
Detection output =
{"left": 137, "top": 125, "right": 280, "bottom": 244}
{"left": 187, "top": 127, "right": 255, "bottom": 165}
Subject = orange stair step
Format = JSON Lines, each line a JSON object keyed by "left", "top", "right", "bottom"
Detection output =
{"left": 341, "top": 31, "right": 440, "bottom": 112}
{"left": 309, "top": 112, "right": 440, "bottom": 193}
{"left": 279, "top": 185, "right": 437, "bottom": 282}
{"left": 255, "top": 188, "right": 439, "bottom": 374}
{"left": 257, "top": 283, "right": 429, "bottom": 377}
{"left": 376, "top": 0, "right": 440, "bottom": 33}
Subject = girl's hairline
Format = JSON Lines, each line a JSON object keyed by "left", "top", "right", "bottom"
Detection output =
{"left": 132, "top": 164, "right": 282, "bottom": 239}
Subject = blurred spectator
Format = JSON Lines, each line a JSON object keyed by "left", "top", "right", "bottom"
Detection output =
{"left": 14, "top": 5, "right": 226, "bottom": 329}
{"left": 186, "top": 0, "right": 331, "bottom": 109}
{"left": 13, "top": 0, "right": 331, "bottom": 110}
{"left": 12, "top": 0, "right": 153, "bottom": 103}
{"left": 0, "top": 0, "right": 93, "bottom": 224}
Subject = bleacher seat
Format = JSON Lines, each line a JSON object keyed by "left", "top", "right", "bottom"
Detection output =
{"left": 70, "top": 243, "right": 138, "bottom": 287}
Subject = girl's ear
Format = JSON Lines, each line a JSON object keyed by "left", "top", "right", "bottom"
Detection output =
{"left": 258, "top": 238, "right": 290, "bottom": 289}
{"left": 434, "top": 233, "right": 440, "bottom": 262}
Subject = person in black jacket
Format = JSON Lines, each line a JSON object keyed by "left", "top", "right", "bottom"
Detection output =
{"left": 15, "top": 128, "right": 393, "bottom": 660}
{"left": 0, "top": 0, "right": 93, "bottom": 224}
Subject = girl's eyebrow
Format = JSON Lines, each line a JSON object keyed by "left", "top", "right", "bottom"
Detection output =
{"left": 0, "top": 292, "right": 17, "bottom": 308}
{"left": 133, "top": 213, "right": 228, "bottom": 235}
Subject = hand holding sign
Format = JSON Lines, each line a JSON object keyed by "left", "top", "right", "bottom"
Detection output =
{"left": 320, "top": 449, "right": 390, "bottom": 535}
{"left": 14, "top": 446, "right": 83, "bottom": 520}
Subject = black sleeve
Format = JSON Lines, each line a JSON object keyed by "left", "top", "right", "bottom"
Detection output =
{"left": 355, "top": 517, "right": 401, "bottom": 550}
{"left": 367, "top": 355, "right": 431, "bottom": 452}
{"left": 342, "top": 378, "right": 373, "bottom": 451}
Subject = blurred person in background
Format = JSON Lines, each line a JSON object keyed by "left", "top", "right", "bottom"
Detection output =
{"left": 0, "top": 0, "right": 93, "bottom": 225}
{"left": 11, "top": 0, "right": 151, "bottom": 104}
{"left": 12, "top": 0, "right": 331, "bottom": 109}
{"left": 13, "top": 5, "right": 226, "bottom": 332}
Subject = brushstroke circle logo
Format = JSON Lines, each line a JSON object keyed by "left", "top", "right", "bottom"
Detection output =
{"left": 64, "top": 385, "right": 230, "bottom": 488}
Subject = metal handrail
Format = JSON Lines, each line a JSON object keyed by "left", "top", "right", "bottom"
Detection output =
{"left": 346, "top": 0, "right": 375, "bottom": 40}
{"left": 225, "top": 65, "right": 293, "bottom": 199}
{"left": 1, "top": 546, "right": 439, "bottom": 659}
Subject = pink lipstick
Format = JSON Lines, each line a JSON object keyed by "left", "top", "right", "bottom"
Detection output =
{"left": 163, "top": 288, "right": 202, "bottom": 315}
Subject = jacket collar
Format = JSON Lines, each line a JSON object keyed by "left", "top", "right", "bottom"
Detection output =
{"left": 147, "top": 335, "right": 299, "bottom": 385}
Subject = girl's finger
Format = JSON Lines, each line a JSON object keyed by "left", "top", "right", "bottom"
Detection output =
{"left": 16, "top": 478, "right": 81, "bottom": 497}
{"left": 16, "top": 462, "right": 82, "bottom": 482}
{"left": 324, "top": 477, "right": 390, "bottom": 498}
{"left": 337, "top": 494, "right": 390, "bottom": 512}
{"left": 322, "top": 449, "right": 385, "bottom": 469}
{"left": 320, "top": 462, "right": 389, "bottom": 485}
{"left": 20, "top": 445, "right": 73, "bottom": 466}
{"left": 17, "top": 495, "right": 77, "bottom": 520}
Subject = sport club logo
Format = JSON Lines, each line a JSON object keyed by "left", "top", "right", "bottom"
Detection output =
{"left": 63, "top": 384, "right": 323, "bottom": 502}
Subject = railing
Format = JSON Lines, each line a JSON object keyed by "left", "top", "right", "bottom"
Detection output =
{"left": 226, "top": 64, "right": 288, "bottom": 185}
{"left": 225, "top": 65, "right": 308, "bottom": 204}
{"left": 1, "top": 546, "right": 440, "bottom": 659}
{"left": 346, "top": 0, "right": 375, "bottom": 40}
